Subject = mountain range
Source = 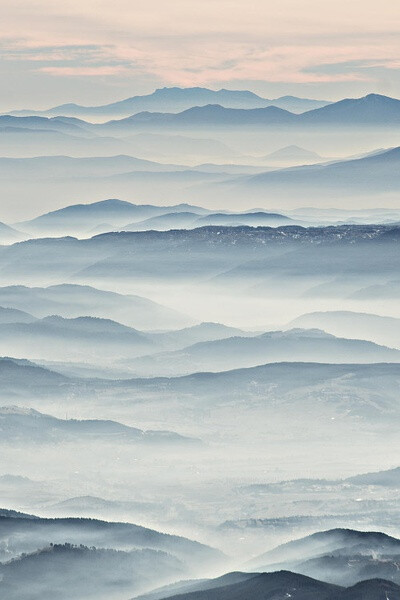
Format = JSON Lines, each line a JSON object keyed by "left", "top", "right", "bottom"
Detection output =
{"left": 2, "top": 358, "right": 400, "bottom": 424}
{"left": 2, "top": 95, "right": 399, "bottom": 137}
{"left": 127, "top": 328, "right": 400, "bottom": 376}
{"left": 13, "top": 198, "right": 293, "bottom": 237}
{"left": 0, "top": 314, "right": 254, "bottom": 362}
{"left": 8, "top": 86, "right": 330, "bottom": 119}
{"left": 90, "top": 94, "right": 400, "bottom": 133}
{"left": 1, "top": 223, "right": 398, "bottom": 292}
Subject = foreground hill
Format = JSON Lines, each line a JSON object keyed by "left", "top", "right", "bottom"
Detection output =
{"left": 152, "top": 571, "right": 341, "bottom": 600}
{"left": 134, "top": 572, "right": 258, "bottom": 600}
{"left": 0, "top": 510, "right": 222, "bottom": 568}
{"left": 0, "top": 544, "right": 182, "bottom": 600}
{"left": 142, "top": 572, "right": 400, "bottom": 600}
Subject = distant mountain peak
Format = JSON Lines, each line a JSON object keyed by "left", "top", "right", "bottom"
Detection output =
{"left": 264, "top": 145, "right": 321, "bottom": 160}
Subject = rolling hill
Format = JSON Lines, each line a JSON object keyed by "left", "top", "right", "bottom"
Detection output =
{"left": 0, "top": 315, "right": 155, "bottom": 361}
{"left": 0, "top": 283, "right": 190, "bottom": 329}
{"left": 234, "top": 146, "right": 400, "bottom": 200}
{"left": 140, "top": 570, "right": 341, "bottom": 600}
{"left": 290, "top": 311, "right": 400, "bottom": 348}
{"left": 249, "top": 528, "right": 400, "bottom": 569}
{"left": 17, "top": 198, "right": 208, "bottom": 235}
{"left": 128, "top": 328, "right": 400, "bottom": 376}
{"left": 0, "top": 405, "right": 198, "bottom": 445}
{"left": 0, "top": 510, "right": 222, "bottom": 567}
{"left": 0, "top": 222, "right": 23, "bottom": 244}
{"left": 0, "top": 544, "right": 183, "bottom": 600}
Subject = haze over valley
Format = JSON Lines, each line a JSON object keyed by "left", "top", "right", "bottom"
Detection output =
{"left": 0, "top": 0, "right": 400, "bottom": 596}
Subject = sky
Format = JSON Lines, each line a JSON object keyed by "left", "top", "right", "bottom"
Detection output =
{"left": 0, "top": 0, "right": 399, "bottom": 111}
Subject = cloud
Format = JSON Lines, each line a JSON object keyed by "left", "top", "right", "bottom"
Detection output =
{"left": 38, "top": 65, "right": 129, "bottom": 76}
{"left": 0, "top": 0, "right": 399, "bottom": 107}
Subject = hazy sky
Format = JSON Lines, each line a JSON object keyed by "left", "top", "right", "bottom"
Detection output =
{"left": 1, "top": 0, "right": 399, "bottom": 110}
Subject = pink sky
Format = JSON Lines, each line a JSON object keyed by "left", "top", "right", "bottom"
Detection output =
{"left": 1, "top": 0, "right": 399, "bottom": 109}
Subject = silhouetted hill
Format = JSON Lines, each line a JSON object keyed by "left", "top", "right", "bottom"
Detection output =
{"left": 330, "top": 579, "right": 400, "bottom": 600}
{"left": 137, "top": 571, "right": 400, "bottom": 600}
{"left": 0, "top": 543, "right": 183, "bottom": 600}
{"left": 0, "top": 511, "right": 222, "bottom": 568}
{"left": 135, "top": 572, "right": 257, "bottom": 600}
{"left": 298, "top": 94, "right": 400, "bottom": 125}
{"left": 157, "top": 571, "right": 340, "bottom": 600}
